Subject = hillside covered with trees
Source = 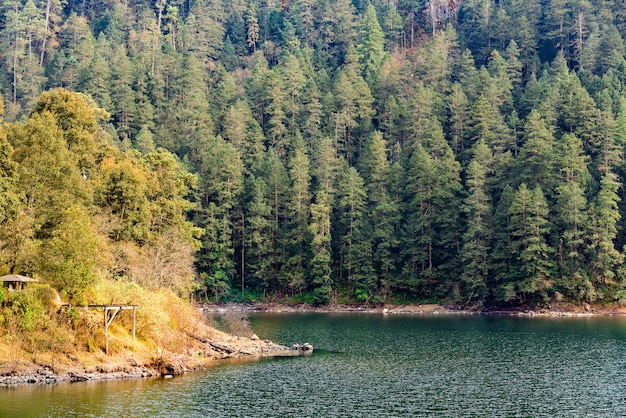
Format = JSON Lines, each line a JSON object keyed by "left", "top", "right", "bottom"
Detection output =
{"left": 2, "top": 0, "right": 626, "bottom": 306}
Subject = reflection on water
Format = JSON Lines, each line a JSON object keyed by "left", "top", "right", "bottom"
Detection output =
{"left": 2, "top": 314, "right": 626, "bottom": 417}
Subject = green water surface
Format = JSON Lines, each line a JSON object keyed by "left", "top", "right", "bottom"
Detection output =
{"left": 1, "top": 313, "right": 626, "bottom": 417}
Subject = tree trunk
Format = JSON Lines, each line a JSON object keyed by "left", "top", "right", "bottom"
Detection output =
{"left": 40, "top": 0, "right": 51, "bottom": 66}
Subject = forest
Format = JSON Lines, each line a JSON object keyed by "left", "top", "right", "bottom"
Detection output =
{"left": 2, "top": 0, "right": 626, "bottom": 307}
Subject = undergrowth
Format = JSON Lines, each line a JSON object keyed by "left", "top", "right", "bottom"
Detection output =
{"left": 0, "top": 278, "right": 215, "bottom": 371}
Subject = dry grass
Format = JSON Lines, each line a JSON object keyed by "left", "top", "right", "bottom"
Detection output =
{"left": 0, "top": 277, "right": 220, "bottom": 372}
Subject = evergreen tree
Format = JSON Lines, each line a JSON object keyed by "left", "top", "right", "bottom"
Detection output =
{"left": 161, "top": 52, "right": 214, "bottom": 161}
{"left": 588, "top": 172, "right": 624, "bottom": 295}
{"left": 244, "top": 176, "right": 273, "bottom": 293}
{"left": 246, "top": 1, "right": 260, "bottom": 52}
{"left": 222, "top": 99, "right": 266, "bottom": 174}
{"left": 461, "top": 149, "right": 492, "bottom": 304}
{"left": 507, "top": 184, "right": 554, "bottom": 303}
{"left": 310, "top": 190, "right": 333, "bottom": 303}
{"left": 281, "top": 146, "right": 312, "bottom": 294}
{"left": 196, "top": 137, "right": 244, "bottom": 291}
{"left": 332, "top": 68, "right": 375, "bottom": 162}
{"left": 226, "top": 10, "right": 248, "bottom": 56}
{"left": 259, "top": 149, "right": 288, "bottom": 282}
{"left": 336, "top": 164, "right": 373, "bottom": 298}
{"left": 79, "top": 50, "right": 113, "bottom": 111}
{"left": 277, "top": 53, "right": 306, "bottom": 139}
{"left": 490, "top": 184, "right": 514, "bottom": 301}
{"left": 402, "top": 142, "right": 436, "bottom": 296}
{"left": 447, "top": 82, "right": 470, "bottom": 155}
{"left": 360, "top": 131, "right": 399, "bottom": 299}
{"left": 357, "top": 4, "right": 385, "bottom": 83}
{"left": 318, "top": 0, "right": 357, "bottom": 66}
{"left": 187, "top": 0, "right": 225, "bottom": 64}
{"left": 555, "top": 133, "right": 592, "bottom": 300}
{"left": 519, "top": 110, "right": 557, "bottom": 197}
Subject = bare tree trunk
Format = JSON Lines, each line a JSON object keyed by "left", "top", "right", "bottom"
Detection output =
{"left": 40, "top": 0, "right": 51, "bottom": 66}
{"left": 13, "top": 36, "right": 18, "bottom": 105}
{"left": 559, "top": 15, "right": 564, "bottom": 51}
{"left": 429, "top": 1, "right": 436, "bottom": 35}
{"left": 12, "top": 1, "right": 19, "bottom": 105}
{"left": 153, "top": 0, "right": 165, "bottom": 75}
{"left": 241, "top": 211, "right": 245, "bottom": 294}
{"left": 575, "top": 11, "right": 585, "bottom": 69}
{"left": 410, "top": 12, "right": 414, "bottom": 49}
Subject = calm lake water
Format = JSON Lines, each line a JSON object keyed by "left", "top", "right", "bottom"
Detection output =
{"left": 2, "top": 313, "right": 626, "bottom": 417}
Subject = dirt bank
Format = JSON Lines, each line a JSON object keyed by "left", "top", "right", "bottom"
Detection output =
{"left": 0, "top": 327, "right": 312, "bottom": 386}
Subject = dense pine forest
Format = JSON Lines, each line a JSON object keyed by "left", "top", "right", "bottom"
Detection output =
{"left": 2, "top": 0, "right": 626, "bottom": 306}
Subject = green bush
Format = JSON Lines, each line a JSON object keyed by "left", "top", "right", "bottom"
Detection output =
{"left": 313, "top": 286, "right": 332, "bottom": 305}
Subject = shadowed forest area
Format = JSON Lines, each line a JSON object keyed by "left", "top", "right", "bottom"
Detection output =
{"left": 2, "top": 0, "right": 626, "bottom": 308}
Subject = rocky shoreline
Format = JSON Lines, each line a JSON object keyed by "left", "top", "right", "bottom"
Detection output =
{"left": 202, "top": 301, "right": 626, "bottom": 317}
{"left": 0, "top": 333, "right": 313, "bottom": 387}
{"left": 0, "top": 367, "right": 160, "bottom": 386}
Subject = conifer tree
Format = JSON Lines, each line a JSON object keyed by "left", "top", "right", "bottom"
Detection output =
{"left": 281, "top": 146, "right": 312, "bottom": 294}
{"left": 461, "top": 150, "right": 492, "bottom": 303}
{"left": 447, "top": 82, "right": 470, "bottom": 155}
{"left": 555, "top": 133, "right": 592, "bottom": 300}
{"left": 360, "top": 131, "right": 399, "bottom": 299}
{"left": 79, "top": 50, "right": 113, "bottom": 111}
{"left": 332, "top": 67, "right": 375, "bottom": 162}
{"left": 310, "top": 190, "right": 333, "bottom": 303}
{"left": 402, "top": 142, "right": 435, "bottom": 295}
{"left": 301, "top": 79, "right": 323, "bottom": 143}
{"left": 222, "top": 99, "right": 266, "bottom": 174}
{"left": 490, "top": 184, "right": 514, "bottom": 301}
{"left": 196, "top": 137, "right": 244, "bottom": 290}
{"left": 187, "top": 0, "right": 225, "bottom": 64}
{"left": 246, "top": 2, "right": 260, "bottom": 52}
{"left": 336, "top": 164, "right": 373, "bottom": 297}
{"left": 259, "top": 150, "right": 288, "bottom": 279}
{"left": 357, "top": 4, "right": 385, "bottom": 82}
{"left": 519, "top": 110, "right": 557, "bottom": 197}
{"left": 507, "top": 184, "right": 554, "bottom": 303}
{"left": 244, "top": 176, "right": 273, "bottom": 292}
{"left": 277, "top": 53, "right": 306, "bottom": 138}
{"left": 588, "top": 171, "right": 624, "bottom": 295}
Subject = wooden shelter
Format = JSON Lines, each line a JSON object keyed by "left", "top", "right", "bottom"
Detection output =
{"left": 0, "top": 274, "right": 38, "bottom": 291}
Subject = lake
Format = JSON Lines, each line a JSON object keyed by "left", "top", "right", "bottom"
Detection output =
{"left": 1, "top": 313, "right": 626, "bottom": 417}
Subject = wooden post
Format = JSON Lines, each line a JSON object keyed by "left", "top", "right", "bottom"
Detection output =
{"left": 104, "top": 306, "right": 121, "bottom": 355}
{"left": 104, "top": 307, "right": 107, "bottom": 355}
{"left": 132, "top": 306, "right": 136, "bottom": 342}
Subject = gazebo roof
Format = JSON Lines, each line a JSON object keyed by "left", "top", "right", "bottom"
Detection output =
{"left": 0, "top": 274, "right": 38, "bottom": 283}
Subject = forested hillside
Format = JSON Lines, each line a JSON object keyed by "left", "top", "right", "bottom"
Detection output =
{"left": 2, "top": 0, "right": 626, "bottom": 306}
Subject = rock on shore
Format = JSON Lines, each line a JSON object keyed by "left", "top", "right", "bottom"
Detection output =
{"left": 0, "top": 336, "right": 313, "bottom": 386}
{"left": 0, "top": 365, "right": 159, "bottom": 385}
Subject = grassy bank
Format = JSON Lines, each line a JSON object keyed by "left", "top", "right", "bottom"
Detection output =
{"left": 0, "top": 279, "right": 301, "bottom": 385}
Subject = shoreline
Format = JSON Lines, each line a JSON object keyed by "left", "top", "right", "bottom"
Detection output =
{"left": 0, "top": 329, "right": 312, "bottom": 387}
{"left": 201, "top": 301, "right": 626, "bottom": 317}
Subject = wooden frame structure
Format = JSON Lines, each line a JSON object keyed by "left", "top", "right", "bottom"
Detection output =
{"left": 63, "top": 304, "right": 138, "bottom": 355}
{"left": 98, "top": 304, "right": 137, "bottom": 355}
